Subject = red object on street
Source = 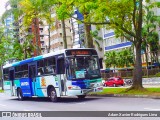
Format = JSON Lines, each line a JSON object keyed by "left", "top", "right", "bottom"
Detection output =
{"left": 103, "top": 77, "right": 124, "bottom": 87}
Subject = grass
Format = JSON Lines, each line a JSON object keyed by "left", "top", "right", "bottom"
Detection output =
{"left": 90, "top": 87, "right": 160, "bottom": 96}
{"left": 0, "top": 89, "right": 3, "bottom": 93}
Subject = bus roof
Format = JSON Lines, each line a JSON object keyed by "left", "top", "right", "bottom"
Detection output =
{"left": 3, "top": 48, "right": 96, "bottom": 69}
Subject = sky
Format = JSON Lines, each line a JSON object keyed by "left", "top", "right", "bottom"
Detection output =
{"left": 0, "top": 0, "right": 8, "bottom": 16}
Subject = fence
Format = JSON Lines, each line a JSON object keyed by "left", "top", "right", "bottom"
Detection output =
{"left": 101, "top": 68, "right": 160, "bottom": 80}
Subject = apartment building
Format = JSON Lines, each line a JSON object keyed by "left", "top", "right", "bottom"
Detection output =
{"left": 44, "top": 12, "right": 72, "bottom": 53}
{"left": 70, "top": 10, "right": 84, "bottom": 48}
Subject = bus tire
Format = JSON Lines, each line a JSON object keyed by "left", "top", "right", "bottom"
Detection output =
{"left": 49, "top": 87, "right": 58, "bottom": 102}
{"left": 77, "top": 95, "right": 86, "bottom": 99}
{"left": 17, "top": 89, "right": 24, "bottom": 101}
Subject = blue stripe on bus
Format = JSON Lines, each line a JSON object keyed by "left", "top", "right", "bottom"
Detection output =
{"left": 72, "top": 80, "right": 89, "bottom": 89}
{"left": 11, "top": 56, "right": 43, "bottom": 67}
{"left": 12, "top": 62, "right": 20, "bottom": 66}
{"left": 33, "top": 56, "right": 43, "bottom": 61}
{"left": 20, "top": 58, "right": 34, "bottom": 65}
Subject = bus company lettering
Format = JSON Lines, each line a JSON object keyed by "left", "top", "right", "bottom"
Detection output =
{"left": 21, "top": 82, "right": 29, "bottom": 86}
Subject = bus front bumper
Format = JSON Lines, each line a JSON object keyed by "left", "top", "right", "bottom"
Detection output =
{"left": 67, "top": 87, "right": 103, "bottom": 96}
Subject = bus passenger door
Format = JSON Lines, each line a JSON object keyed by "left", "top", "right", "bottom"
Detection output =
{"left": 9, "top": 68, "right": 15, "bottom": 96}
{"left": 29, "top": 64, "right": 36, "bottom": 96}
{"left": 56, "top": 55, "right": 66, "bottom": 96}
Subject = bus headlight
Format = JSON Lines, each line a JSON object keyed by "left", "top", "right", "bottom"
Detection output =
{"left": 68, "top": 86, "right": 81, "bottom": 90}
{"left": 100, "top": 82, "right": 103, "bottom": 86}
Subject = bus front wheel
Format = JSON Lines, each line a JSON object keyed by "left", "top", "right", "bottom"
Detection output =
{"left": 77, "top": 95, "right": 86, "bottom": 99}
{"left": 17, "top": 89, "right": 24, "bottom": 101}
{"left": 49, "top": 87, "right": 58, "bottom": 102}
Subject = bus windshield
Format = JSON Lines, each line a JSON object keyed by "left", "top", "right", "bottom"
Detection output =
{"left": 67, "top": 56, "right": 101, "bottom": 80}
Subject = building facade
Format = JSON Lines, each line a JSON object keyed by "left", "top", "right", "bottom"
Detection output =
{"left": 43, "top": 12, "right": 72, "bottom": 53}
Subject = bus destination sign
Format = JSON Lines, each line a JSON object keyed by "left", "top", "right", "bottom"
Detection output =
{"left": 71, "top": 50, "right": 89, "bottom": 55}
{"left": 66, "top": 49, "right": 97, "bottom": 56}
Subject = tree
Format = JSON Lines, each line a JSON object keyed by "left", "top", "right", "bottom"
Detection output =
{"left": 91, "top": 0, "right": 152, "bottom": 90}
{"left": 142, "top": 4, "right": 160, "bottom": 67}
{"left": 105, "top": 51, "right": 117, "bottom": 71}
{"left": 1, "top": 0, "right": 23, "bottom": 24}
{"left": 55, "top": 0, "right": 74, "bottom": 49}
{"left": 117, "top": 49, "right": 134, "bottom": 68}
{"left": 0, "top": 27, "right": 16, "bottom": 90}
{"left": 19, "top": 0, "right": 54, "bottom": 55}
{"left": 105, "top": 49, "right": 134, "bottom": 69}
{"left": 56, "top": 0, "right": 98, "bottom": 48}
{"left": 12, "top": 35, "right": 35, "bottom": 60}
{"left": 90, "top": 30, "right": 103, "bottom": 51}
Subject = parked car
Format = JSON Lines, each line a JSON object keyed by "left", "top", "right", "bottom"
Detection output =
{"left": 103, "top": 77, "right": 124, "bottom": 87}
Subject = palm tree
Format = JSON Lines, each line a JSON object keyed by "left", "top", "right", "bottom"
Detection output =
{"left": 19, "top": 0, "right": 54, "bottom": 55}
{"left": 13, "top": 35, "right": 35, "bottom": 60}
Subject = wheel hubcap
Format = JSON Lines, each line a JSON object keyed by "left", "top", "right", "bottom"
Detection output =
{"left": 51, "top": 91, "right": 56, "bottom": 99}
{"left": 18, "top": 91, "right": 21, "bottom": 99}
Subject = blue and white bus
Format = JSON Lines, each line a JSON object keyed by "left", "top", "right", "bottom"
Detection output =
{"left": 3, "top": 48, "right": 103, "bottom": 102}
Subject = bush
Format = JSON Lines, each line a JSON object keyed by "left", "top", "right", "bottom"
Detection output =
{"left": 155, "top": 72, "right": 160, "bottom": 77}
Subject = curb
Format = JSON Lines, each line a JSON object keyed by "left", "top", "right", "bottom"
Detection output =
{"left": 88, "top": 94, "right": 160, "bottom": 99}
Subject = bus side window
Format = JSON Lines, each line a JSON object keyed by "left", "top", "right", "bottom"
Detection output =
{"left": 57, "top": 58, "right": 65, "bottom": 74}
{"left": 3, "top": 68, "right": 9, "bottom": 80}
{"left": 37, "top": 60, "right": 44, "bottom": 75}
{"left": 44, "top": 57, "right": 56, "bottom": 74}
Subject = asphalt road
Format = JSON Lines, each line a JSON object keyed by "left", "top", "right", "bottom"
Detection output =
{"left": 0, "top": 93, "right": 160, "bottom": 120}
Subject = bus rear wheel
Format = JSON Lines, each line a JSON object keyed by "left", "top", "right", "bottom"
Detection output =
{"left": 17, "top": 89, "right": 24, "bottom": 101}
{"left": 49, "top": 87, "right": 58, "bottom": 102}
{"left": 77, "top": 95, "right": 86, "bottom": 99}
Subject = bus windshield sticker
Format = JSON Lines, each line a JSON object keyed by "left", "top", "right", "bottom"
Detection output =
{"left": 75, "top": 71, "right": 85, "bottom": 79}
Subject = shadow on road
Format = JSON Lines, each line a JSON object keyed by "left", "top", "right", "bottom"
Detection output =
{"left": 10, "top": 96, "right": 102, "bottom": 103}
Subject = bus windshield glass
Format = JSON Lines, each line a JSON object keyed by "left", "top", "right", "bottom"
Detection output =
{"left": 67, "top": 56, "right": 101, "bottom": 80}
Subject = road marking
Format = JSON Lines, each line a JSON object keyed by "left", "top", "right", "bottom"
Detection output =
{"left": 0, "top": 104, "right": 6, "bottom": 107}
{"left": 144, "top": 108, "right": 160, "bottom": 111}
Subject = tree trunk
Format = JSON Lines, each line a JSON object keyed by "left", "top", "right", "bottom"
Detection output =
{"left": 144, "top": 50, "right": 149, "bottom": 77}
{"left": 1, "top": 65, "right": 3, "bottom": 90}
{"left": 61, "top": 18, "right": 67, "bottom": 49}
{"left": 48, "top": 24, "right": 51, "bottom": 53}
{"left": 33, "top": 18, "right": 41, "bottom": 56}
{"left": 131, "top": 42, "right": 143, "bottom": 89}
{"left": 84, "top": 23, "right": 93, "bottom": 48}
{"left": 70, "top": 18, "right": 75, "bottom": 47}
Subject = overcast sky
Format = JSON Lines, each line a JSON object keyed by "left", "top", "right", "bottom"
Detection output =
{"left": 0, "top": 0, "right": 7, "bottom": 16}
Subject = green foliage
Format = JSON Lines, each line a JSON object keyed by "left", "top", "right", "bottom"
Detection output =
{"left": 105, "top": 49, "right": 134, "bottom": 68}
{"left": 105, "top": 51, "right": 117, "bottom": 68}
{"left": 20, "top": 0, "right": 54, "bottom": 27}
{"left": 1, "top": 0, "right": 23, "bottom": 23}
{"left": 155, "top": 72, "right": 160, "bottom": 77}
{"left": 90, "top": 30, "right": 103, "bottom": 51}
{"left": 0, "top": 27, "right": 15, "bottom": 65}
{"left": 12, "top": 35, "right": 35, "bottom": 60}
